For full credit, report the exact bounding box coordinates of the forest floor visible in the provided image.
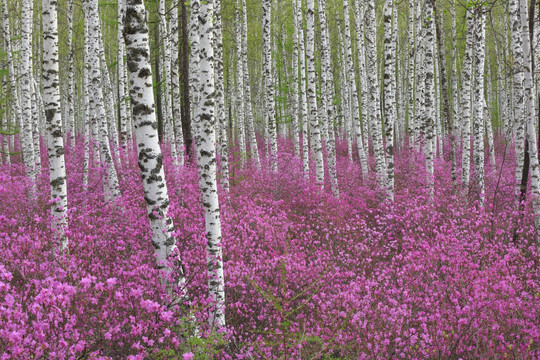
[0,136,539,359]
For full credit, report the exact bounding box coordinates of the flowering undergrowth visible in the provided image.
[0,135,539,359]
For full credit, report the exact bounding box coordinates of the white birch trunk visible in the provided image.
[354,0,370,155]
[21,0,36,185]
[262,0,277,172]
[383,0,396,200]
[125,0,186,292]
[31,76,42,175]
[318,0,339,197]
[235,0,247,163]
[170,4,185,166]
[117,0,129,155]
[87,0,120,199]
[518,0,540,243]
[424,0,436,196]
[343,0,368,176]
[193,0,226,328]
[461,10,474,188]
[472,5,486,201]
[242,0,260,167]
[306,0,324,186]
[2,0,19,166]
[214,0,228,191]
[67,0,76,151]
[510,0,526,198]
[366,0,386,186]
[291,0,300,157]
[42,0,68,255]
[296,4,309,176]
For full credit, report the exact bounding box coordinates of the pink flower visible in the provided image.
[182,352,195,360]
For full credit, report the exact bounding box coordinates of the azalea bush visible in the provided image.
[0,136,539,359]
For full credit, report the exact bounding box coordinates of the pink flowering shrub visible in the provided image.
[0,134,538,359]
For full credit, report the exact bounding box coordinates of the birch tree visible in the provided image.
[296,3,309,177]
[291,0,300,157]
[518,0,540,243]
[306,0,324,186]
[21,0,36,185]
[472,3,486,201]
[242,0,260,167]
[343,0,367,176]
[170,4,185,165]
[318,0,339,197]
[383,0,396,200]
[87,0,120,200]
[214,0,229,191]
[461,10,474,188]
[67,0,75,151]
[42,0,68,255]
[124,0,186,294]
[235,0,247,162]
[117,0,129,154]
[1,0,20,166]
[262,0,277,172]
[366,0,386,187]
[510,0,526,197]
[424,0,435,196]
[193,0,226,328]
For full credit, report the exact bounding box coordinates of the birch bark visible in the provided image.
[193,0,226,328]
[242,0,260,167]
[125,0,186,290]
[42,0,68,255]
[366,0,386,187]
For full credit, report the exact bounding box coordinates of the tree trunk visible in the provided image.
[181,0,193,160]
[242,0,260,167]
[366,0,386,187]
[383,0,396,200]
[42,0,68,255]
[125,0,186,291]
[192,0,226,328]
[262,0,277,172]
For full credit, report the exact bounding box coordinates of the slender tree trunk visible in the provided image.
[306,0,324,186]
[235,0,247,163]
[518,0,540,243]
[2,0,19,166]
[117,0,129,156]
[366,0,386,187]
[181,0,193,160]
[159,0,177,165]
[262,0,277,172]
[242,0,260,167]
[424,0,436,197]
[354,0,370,156]
[87,0,120,200]
[383,0,396,200]
[125,0,186,292]
[291,0,300,157]
[318,0,339,197]
[21,0,36,186]
[461,10,474,188]
[472,4,486,202]
[432,0,456,182]
[511,0,526,198]
[169,5,184,165]
[192,0,226,328]
[67,0,76,151]
[343,0,368,176]
[214,0,229,191]
[42,0,68,255]
[297,7,309,177]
